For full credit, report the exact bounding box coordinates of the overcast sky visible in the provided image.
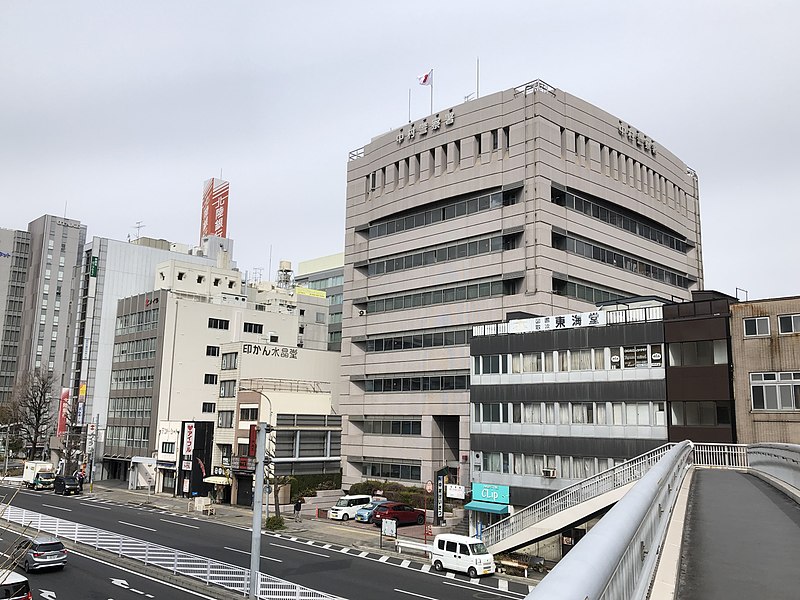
[1,1,797,300]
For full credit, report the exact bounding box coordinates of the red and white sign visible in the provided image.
[183,422,196,456]
[200,178,229,240]
[57,388,70,437]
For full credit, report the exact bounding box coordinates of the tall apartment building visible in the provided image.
[0,228,30,403]
[17,215,86,392]
[341,80,704,487]
[295,253,345,352]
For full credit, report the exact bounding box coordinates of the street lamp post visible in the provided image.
[248,422,267,600]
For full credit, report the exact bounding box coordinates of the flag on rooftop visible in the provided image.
[417,69,433,86]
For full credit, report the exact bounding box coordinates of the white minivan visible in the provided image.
[430,534,496,578]
[0,569,31,600]
[328,494,372,521]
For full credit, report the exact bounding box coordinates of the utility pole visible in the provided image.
[249,422,267,599]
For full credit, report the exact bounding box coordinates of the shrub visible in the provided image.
[264,515,285,531]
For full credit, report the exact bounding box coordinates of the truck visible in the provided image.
[22,461,55,490]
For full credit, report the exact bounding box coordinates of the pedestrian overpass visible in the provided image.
[481,441,800,599]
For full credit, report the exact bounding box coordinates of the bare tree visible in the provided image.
[14,369,57,460]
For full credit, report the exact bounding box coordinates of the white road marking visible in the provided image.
[41,504,72,512]
[270,542,330,558]
[393,589,439,600]
[497,579,509,591]
[400,559,410,567]
[224,546,282,563]
[441,579,526,598]
[358,551,369,557]
[378,555,389,562]
[118,521,156,532]
[421,564,432,572]
[321,543,332,549]
[160,518,199,529]
[80,502,111,510]
[70,548,218,599]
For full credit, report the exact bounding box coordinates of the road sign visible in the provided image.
[425,479,433,494]
[381,518,397,538]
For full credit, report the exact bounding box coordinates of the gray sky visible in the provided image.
[1,1,798,300]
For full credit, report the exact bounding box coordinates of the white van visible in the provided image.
[328,494,372,521]
[0,569,31,600]
[430,534,496,578]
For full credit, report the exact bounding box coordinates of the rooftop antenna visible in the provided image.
[464,92,475,102]
[735,287,749,301]
[133,221,145,241]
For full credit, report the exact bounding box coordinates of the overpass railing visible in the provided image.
[0,504,339,599]
[525,441,694,600]
[748,443,800,490]
[481,443,674,548]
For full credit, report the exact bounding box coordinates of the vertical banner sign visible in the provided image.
[86,423,97,454]
[436,473,445,522]
[57,388,70,436]
[183,422,195,459]
[248,424,257,457]
[200,178,230,240]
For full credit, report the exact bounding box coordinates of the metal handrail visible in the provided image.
[525,441,694,600]
[748,443,800,490]
[0,504,338,599]
[481,443,675,548]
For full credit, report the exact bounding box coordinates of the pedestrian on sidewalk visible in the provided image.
[293,499,302,522]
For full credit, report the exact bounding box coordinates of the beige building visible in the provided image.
[730,297,800,443]
[342,80,704,488]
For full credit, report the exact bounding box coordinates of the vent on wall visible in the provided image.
[542,468,557,478]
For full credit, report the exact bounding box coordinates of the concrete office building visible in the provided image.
[341,80,703,487]
[469,302,667,516]
[295,253,345,352]
[0,228,30,403]
[65,236,222,440]
[17,215,86,391]
[730,296,800,444]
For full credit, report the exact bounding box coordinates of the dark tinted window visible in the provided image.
[34,542,64,552]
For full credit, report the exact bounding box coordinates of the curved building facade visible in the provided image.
[341,80,703,487]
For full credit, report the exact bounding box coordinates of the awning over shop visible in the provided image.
[464,500,509,514]
[203,476,232,486]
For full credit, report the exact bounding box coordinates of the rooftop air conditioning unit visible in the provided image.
[542,468,557,478]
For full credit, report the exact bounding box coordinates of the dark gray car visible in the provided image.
[13,535,67,572]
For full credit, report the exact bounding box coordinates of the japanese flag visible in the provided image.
[418,69,433,86]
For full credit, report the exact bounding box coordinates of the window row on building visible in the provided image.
[365,279,510,315]
[552,277,626,304]
[473,401,666,427]
[750,372,800,411]
[366,189,519,240]
[361,419,422,435]
[112,338,157,362]
[744,314,800,337]
[110,367,155,390]
[368,127,510,195]
[106,426,150,448]
[303,275,343,290]
[670,401,731,426]
[473,343,665,376]
[361,459,421,482]
[552,232,692,289]
[551,187,688,252]
[479,450,622,480]
[363,373,470,392]
[367,234,511,277]
[365,327,471,353]
[108,396,152,419]
[115,308,159,335]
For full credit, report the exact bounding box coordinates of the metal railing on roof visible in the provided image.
[348,147,364,161]
[514,79,557,97]
[0,504,339,599]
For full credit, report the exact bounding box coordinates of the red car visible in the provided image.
[372,502,426,526]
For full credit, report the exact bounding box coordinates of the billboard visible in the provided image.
[200,178,230,240]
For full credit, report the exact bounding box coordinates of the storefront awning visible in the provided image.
[203,476,232,486]
[464,500,509,514]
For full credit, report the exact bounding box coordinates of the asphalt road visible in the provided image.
[0,534,222,600]
[1,484,530,600]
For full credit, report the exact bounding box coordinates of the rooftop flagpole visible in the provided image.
[430,68,434,114]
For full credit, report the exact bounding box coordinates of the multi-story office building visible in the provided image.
[0,228,30,403]
[469,302,667,517]
[341,80,704,487]
[295,253,345,352]
[66,236,221,441]
[730,296,800,444]
[109,259,339,494]
[17,215,86,391]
